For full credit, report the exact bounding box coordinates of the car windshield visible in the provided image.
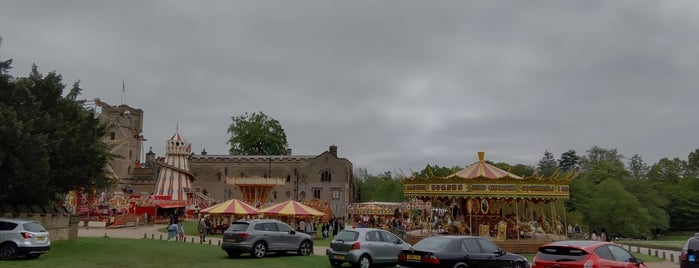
[413,237,452,251]
[334,230,359,242]
[537,246,589,261]
[227,222,249,231]
[23,222,46,232]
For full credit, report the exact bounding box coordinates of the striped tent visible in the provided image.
[200,199,258,215]
[258,200,326,216]
[447,152,523,180]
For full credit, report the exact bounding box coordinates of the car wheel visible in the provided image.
[330,260,343,267]
[298,240,312,256]
[252,242,267,258]
[513,262,524,268]
[354,254,371,268]
[225,249,240,258]
[0,243,18,260]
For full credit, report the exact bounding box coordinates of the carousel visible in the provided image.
[402,152,573,253]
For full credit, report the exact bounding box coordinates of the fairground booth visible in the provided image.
[402,152,573,253]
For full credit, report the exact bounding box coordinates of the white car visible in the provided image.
[0,217,51,260]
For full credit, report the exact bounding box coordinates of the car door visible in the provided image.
[363,230,385,262]
[273,222,296,250]
[594,245,636,268]
[378,230,406,263]
[476,238,509,268]
[462,237,493,268]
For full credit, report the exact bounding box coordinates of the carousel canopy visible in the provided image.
[201,199,258,215]
[258,200,326,216]
[447,152,522,180]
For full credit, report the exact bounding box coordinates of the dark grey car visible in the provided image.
[681,233,699,268]
[221,219,313,258]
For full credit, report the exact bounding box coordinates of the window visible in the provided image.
[331,188,341,199]
[313,188,321,199]
[299,191,306,200]
[608,245,633,262]
[477,238,500,254]
[286,175,291,182]
[285,191,291,199]
[380,231,399,243]
[321,171,332,182]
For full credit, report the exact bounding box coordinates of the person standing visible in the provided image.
[177,221,185,242]
[204,215,212,235]
[198,216,207,243]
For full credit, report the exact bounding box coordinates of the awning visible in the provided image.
[155,201,187,209]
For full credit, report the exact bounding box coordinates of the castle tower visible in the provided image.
[153,132,194,201]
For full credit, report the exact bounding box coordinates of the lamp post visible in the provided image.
[293,168,299,201]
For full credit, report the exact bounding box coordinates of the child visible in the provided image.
[178,221,185,242]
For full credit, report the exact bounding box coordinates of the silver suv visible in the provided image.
[221,219,314,258]
[0,218,51,260]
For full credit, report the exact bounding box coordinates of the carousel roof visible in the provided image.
[447,152,523,180]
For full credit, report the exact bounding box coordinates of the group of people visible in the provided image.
[295,217,344,239]
[166,209,186,242]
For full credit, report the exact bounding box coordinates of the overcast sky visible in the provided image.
[2,1,698,175]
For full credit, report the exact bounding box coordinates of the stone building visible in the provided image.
[188,145,354,218]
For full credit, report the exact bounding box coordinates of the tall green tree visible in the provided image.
[0,62,112,205]
[583,179,653,238]
[418,164,459,178]
[558,149,581,172]
[357,171,404,202]
[647,157,685,185]
[227,111,288,155]
[580,147,628,184]
[536,150,557,177]
[627,154,649,180]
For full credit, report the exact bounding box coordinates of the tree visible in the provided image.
[0,62,112,205]
[356,171,404,202]
[627,154,649,180]
[558,149,581,172]
[418,164,459,178]
[583,179,653,238]
[647,157,686,185]
[580,146,628,184]
[227,111,288,155]
[536,150,557,177]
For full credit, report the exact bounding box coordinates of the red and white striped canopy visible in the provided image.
[200,199,258,215]
[448,152,523,180]
[258,200,326,216]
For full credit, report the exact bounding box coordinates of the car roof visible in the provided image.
[342,228,386,233]
[0,217,38,223]
[544,240,610,249]
[233,219,282,223]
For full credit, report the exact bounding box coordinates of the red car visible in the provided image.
[532,240,646,268]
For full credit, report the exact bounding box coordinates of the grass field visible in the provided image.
[1,237,331,268]
[0,235,668,268]
[617,231,695,251]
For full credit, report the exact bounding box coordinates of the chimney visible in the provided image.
[329,145,338,157]
[286,148,292,155]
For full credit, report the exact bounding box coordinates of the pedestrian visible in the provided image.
[322,222,329,238]
[178,221,185,242]
[198,216,207,243]
[600,228,609,242]
[167,222,178,241]
[204,215,212,235]
[591,230,599,241]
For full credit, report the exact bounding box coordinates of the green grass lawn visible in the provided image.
[1,237,330,268]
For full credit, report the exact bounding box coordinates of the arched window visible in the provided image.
[321,171,332,182]
[286,191,291,200]
[127,166,132,175]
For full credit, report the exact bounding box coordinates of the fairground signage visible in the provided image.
[404,183,569,196]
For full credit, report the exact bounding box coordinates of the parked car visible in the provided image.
[0,217,51,260]
[396,235,529,268]
[328,227,411,268]
[220,219,313,258]
[680,233,699,268]
[532,240,645,268]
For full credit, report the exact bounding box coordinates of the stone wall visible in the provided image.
[0,205,79,241]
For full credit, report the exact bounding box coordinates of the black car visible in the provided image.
[397,235,529,268]
[681,233,699,268]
